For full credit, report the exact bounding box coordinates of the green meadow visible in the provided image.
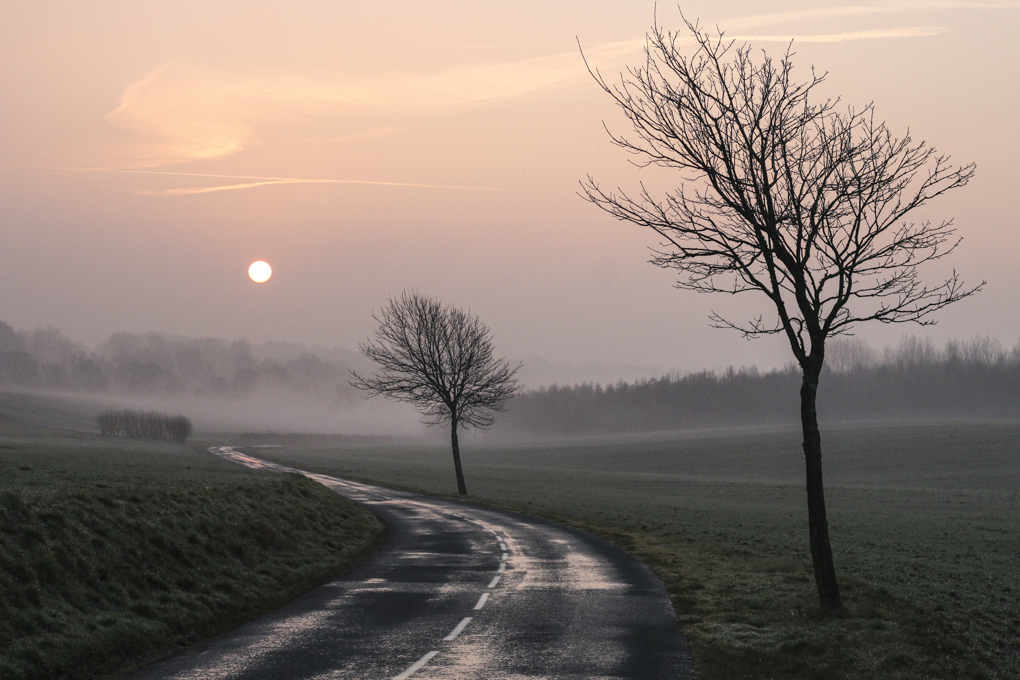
[0,391,386,680]
[251,422,1020,680]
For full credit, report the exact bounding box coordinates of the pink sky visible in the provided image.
[2,1,1018,382]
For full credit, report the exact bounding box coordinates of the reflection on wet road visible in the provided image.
[125,447,693,680]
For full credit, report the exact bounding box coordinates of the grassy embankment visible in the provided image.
[251,422,1020,680]
[0,391,386,680]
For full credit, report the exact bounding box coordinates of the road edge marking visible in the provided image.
[443,616,473,641]
[393,650,439,680]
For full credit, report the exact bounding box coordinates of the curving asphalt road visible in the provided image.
[125,447,693,680]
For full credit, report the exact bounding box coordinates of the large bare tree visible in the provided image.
[350,291,522,495]
[582,19,981,611]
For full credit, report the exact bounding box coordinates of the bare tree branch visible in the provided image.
[579,14,981,613]
[581,19,981,363]
[350,291,522,494]
[351,291,521,428]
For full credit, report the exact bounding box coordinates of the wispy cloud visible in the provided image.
[104,26,944,168]
[105,42,639,166]
[723,0,1018,30]
[102,0,994,170]
[731,26,948,42]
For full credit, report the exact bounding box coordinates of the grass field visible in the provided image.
[0,390,387,680]
[249,421,1020,680]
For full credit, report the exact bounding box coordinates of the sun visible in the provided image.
[248,260,272,283]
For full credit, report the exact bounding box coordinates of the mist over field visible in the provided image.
[2,317,1017,438]
[0,319,425,436]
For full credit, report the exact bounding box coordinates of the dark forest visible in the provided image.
[496,337,1020,435]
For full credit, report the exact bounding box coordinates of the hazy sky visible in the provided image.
[2,1,1018,382]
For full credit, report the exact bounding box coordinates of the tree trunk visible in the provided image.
[800,356,843,612]
[450,418,468,495]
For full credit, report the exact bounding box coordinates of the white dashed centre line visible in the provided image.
[393,650,439,680]
[501,552,508,561]
[497,562,506,573]
[499,542,507,551]
[443,616,473,641]
[487,575,501,588]
[473,593,490,610]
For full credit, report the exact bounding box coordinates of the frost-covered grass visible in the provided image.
[0,394,386,680]
[254,420,1020,680]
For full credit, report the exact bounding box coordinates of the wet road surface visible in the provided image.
[125,447,693,680]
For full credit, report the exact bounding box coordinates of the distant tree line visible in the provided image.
[96,409,194,443]
[0,320,359,402]
[497,337,1020,435]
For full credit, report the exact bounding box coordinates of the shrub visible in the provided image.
[95,410,193,443]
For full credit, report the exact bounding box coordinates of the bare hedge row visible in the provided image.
[96,409,193,443]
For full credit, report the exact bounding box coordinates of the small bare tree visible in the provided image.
[350,291,522,495]
[582,18,981,611]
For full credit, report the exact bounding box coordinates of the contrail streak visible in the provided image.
[13,166,517,193]
[140,180,312,195]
